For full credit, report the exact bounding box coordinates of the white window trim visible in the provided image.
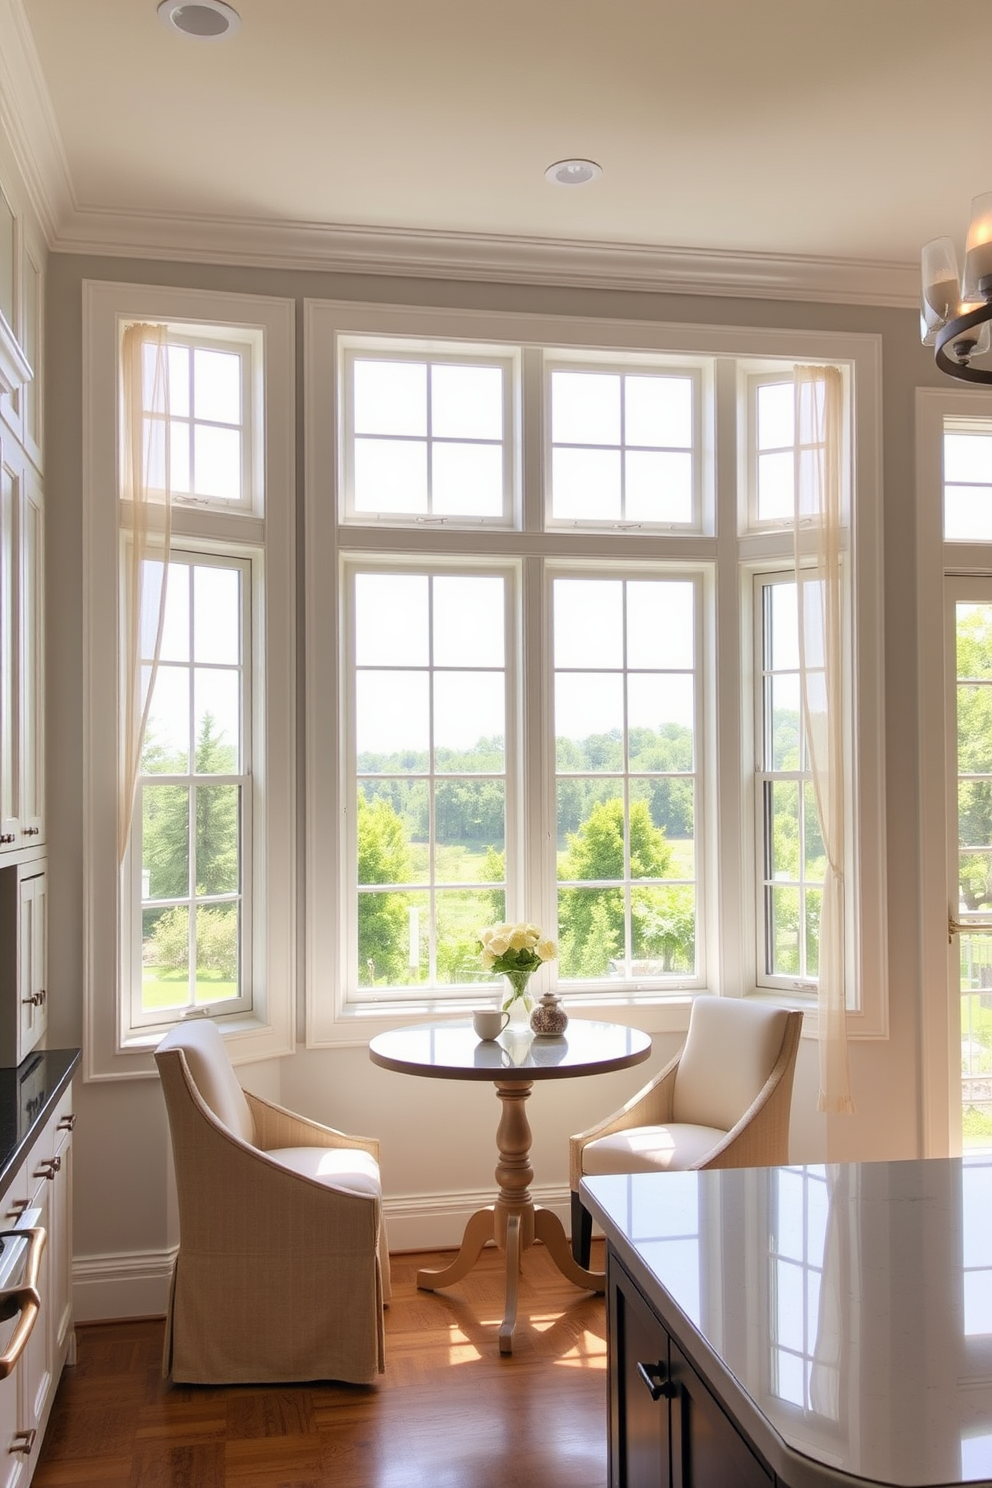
[82,280,296,1080]
[305,299,885,1048]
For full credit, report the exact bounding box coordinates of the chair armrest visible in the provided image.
[568,1052,681,1191]
[695,1012,802,1170]
[245,1090,381,1161]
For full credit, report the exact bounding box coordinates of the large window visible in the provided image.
[83,283,295,1078]
[307,304,885,1044]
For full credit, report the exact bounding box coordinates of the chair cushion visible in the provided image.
[673,996,792,1132]
[266,1146,382,1198]
[155,1020,254,1143]
[580,1123,728,1174]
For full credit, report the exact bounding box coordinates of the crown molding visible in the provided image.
[0,0,75,243]
[49,205,920,308]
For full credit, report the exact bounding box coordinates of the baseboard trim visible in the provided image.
[70,1184,574,1321]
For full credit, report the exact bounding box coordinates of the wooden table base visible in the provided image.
[416,1078,605,1354]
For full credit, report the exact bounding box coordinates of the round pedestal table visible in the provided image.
[368,1018,652,1354]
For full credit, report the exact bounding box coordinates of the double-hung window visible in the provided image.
[306,303,885,1045]
[83,283,295,1076]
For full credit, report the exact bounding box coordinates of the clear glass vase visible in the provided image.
[501,969,534,1030]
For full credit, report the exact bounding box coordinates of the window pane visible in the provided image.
[552,371,620,445]
[360,781,425,881]
[356,671,429,760]
[631,885,695,972]
[144,665,190,772]
[630,780,694,872]
[142,906,189,1012]
[769,582,800,670]
[436,780,505,868]
[557,886,624,976]
[770,885,801,975]
[628,674,694,745]
[168,421,191,494]
[194,424,241,501]
[194,565,240,665]
[194,672,240,772]
[553,446,621,520]
[156,562,190,663]
[143,784,190,898]
[946,487,992,541]
[436,889,502,983]
[193,348,241,424]
[555,674,623,769]
[354,360,426,436]
[946,433,992,484]
[627,582,694,670]
[758,382,794,449]
[359,888,428,986]
[433,576,504,668]
[625,375,692,448]
[356,574,429,666]
[193,903,240,1003]
[625,450,692,523]
[554,579,623,669]
[166,344,191,418]
[770,676,801,770]
[431,364,503,440]
[354,438,427,513]
[432,442,503,516]
[758,450,794,521]
[195,784,239,894]
[805,887,821,976]
[434,672,505,763]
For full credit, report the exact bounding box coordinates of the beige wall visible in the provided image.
[44,252,946,1306]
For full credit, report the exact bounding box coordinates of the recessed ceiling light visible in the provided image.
[157,1,241,40]
[545,159,602,187]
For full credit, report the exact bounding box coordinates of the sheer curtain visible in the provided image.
[793,365,855,1115]
[118,323,171,863]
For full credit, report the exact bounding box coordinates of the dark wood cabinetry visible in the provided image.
[608,1253,772,1488]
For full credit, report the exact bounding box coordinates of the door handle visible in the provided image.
[637,1359,676,1401]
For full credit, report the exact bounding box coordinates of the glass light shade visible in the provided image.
[953,302,992,359]
[921,236,960,339]
[963,193,992,301]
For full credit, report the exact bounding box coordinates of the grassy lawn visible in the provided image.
[142,965,238,1011]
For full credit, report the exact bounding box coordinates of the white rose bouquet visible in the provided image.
[478,922,557,1013]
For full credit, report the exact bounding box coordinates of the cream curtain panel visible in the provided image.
[793,365,855,1115]
[119,323,172,863]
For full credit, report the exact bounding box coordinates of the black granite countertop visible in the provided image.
[0,1049,79,1198]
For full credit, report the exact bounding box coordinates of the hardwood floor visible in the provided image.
[32,1241,609,1488]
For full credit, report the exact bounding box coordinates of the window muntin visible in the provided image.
[346,563,512,994]
[128,550,251,1028]
[341,347,515,524]
[547,363,698,529]
[756,574,824,990]
[129,328,254,512]
[552,573,699,983]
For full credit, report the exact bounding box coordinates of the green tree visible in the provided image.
[142,712,239,901]
[557,798,674,976]
[357,792,414,984]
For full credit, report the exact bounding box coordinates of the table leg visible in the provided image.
[417,1078,603,1352]
[417,1206,494,1290]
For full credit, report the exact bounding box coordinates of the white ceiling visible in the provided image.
[6,0,992,304]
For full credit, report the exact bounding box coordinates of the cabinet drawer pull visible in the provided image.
[21,828,39,837]
[56,1114,76,1132]
[0,1227,45,1379]
[34,1157,60,1181]
[3,1200,28,1221]
[0,834,13,845]
[637,1360,676,1401]
[9,1429,36,1455]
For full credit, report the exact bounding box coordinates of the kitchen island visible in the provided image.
[582,1158,992,1488]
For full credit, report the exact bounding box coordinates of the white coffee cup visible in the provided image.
[473,1008,510,1040]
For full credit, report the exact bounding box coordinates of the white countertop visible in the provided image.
[582,1157,992,1488]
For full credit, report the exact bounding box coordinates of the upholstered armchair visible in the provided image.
[570,996,803,1266]
[155,1019,390,1385]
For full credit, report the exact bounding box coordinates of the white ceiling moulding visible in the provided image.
[50,207,921,309]
[0,0,74,244]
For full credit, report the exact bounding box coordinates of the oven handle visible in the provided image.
[0,1229,45,1379]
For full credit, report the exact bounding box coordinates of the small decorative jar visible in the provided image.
[529,991,568,1037]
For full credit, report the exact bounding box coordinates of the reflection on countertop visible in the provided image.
[583,1157,992,1488]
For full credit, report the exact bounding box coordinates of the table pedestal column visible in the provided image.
[417,1079,605,1354]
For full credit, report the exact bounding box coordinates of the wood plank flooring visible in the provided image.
[32,1241,609,1488]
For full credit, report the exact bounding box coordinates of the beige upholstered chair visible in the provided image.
[570,996,803,1265]
[155,1020,390,1385]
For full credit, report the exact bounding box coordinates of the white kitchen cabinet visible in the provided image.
[0,860,47,1067]
[0,445,43,857]
[0,1079,75,1487]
